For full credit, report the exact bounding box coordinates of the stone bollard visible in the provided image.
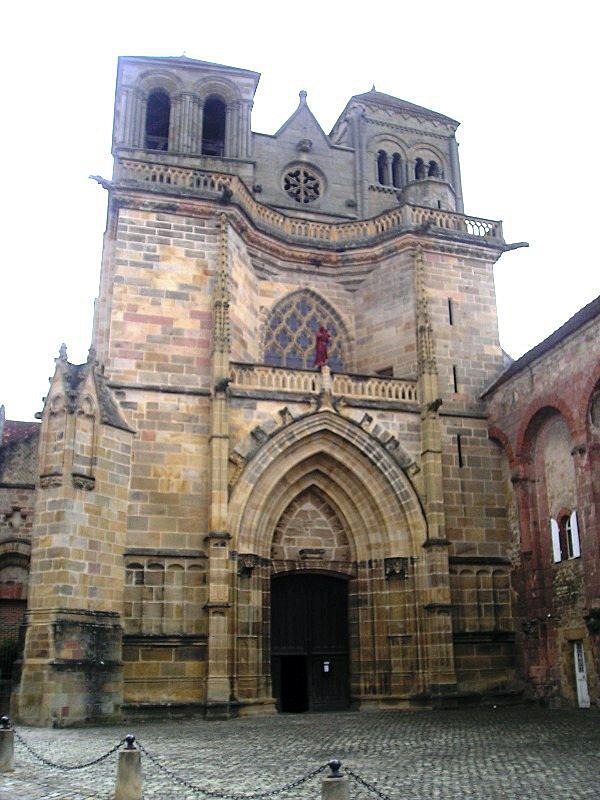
[114,734,142,800]
[0,716,14,772]
[322,759,349,800]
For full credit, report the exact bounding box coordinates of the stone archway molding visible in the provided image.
[229,408,427,559]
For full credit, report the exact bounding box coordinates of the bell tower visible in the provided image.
[112,55,260,166]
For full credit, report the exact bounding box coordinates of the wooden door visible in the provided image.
[271,573,349,712]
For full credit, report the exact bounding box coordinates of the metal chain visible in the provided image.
[13,728,125,771]
[137,741,327,799]
[344,767,395,800]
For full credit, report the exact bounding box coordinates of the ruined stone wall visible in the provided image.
[486,309,600,707]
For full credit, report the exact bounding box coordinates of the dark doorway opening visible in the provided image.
[271,573,349,712]
[279,655,308,712]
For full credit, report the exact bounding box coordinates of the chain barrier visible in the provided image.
[137,740,328,799]
[344,767,394,800]
[12,727,125,771]
[6,716,396,800]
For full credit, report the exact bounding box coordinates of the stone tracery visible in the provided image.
[263,290,346,371]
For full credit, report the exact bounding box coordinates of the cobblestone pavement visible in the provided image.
[1,706,599,800]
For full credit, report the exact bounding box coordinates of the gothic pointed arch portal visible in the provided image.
[230,411,431,712]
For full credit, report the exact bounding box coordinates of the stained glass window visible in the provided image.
[263,291,346,371]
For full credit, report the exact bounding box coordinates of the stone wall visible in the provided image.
[485,301,600,706]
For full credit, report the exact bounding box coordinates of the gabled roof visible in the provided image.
[330,88,459,137]
[482,294,600,397]
[47,352,135,434]
[273,91,331,146]
[353,89,459,124]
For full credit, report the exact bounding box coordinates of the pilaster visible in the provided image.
[205,214,233,717]
[449,136,464,213]
[414,246,457,698]
[225,104,235,158]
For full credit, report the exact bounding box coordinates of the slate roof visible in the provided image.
[482,294,600,397]
[351,89,459,125]
[2,420,40,447]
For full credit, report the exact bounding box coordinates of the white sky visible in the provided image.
[1,1,598,421]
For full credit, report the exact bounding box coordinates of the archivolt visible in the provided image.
[229,411,426,559]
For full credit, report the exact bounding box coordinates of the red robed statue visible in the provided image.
[314,324,331,367]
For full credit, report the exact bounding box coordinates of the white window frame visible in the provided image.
[568,510,581,558]
[550,518,561,562]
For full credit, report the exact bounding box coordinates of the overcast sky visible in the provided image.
[1,1,598,421]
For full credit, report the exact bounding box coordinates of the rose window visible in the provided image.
[263,291,345,370]
[283,167,321,204]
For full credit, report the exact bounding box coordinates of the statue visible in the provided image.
[314,325,331,368]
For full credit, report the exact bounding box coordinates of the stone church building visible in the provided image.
[1,55,598,724]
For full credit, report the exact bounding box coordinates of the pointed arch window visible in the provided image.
[263,291,346,371]
[145,90,171,151]
[202,95,226,156]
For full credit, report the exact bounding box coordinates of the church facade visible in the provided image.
[1,55,597,724]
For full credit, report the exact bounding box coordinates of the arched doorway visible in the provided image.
[271,572,349,712]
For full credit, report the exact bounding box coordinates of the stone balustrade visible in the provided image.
[114,158,504,247]
[229,363,418,404]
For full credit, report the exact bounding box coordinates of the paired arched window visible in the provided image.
[145,90,171,151]
[414,157,441,180]
[376,150,402,188]
[263,291,347,371]
[202,95,226,156]
[143,90,228,156]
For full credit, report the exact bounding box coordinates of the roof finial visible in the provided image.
[299,90,307,105]
[58,343,68,362]
[371,83,376,92]
[87,344,97,364]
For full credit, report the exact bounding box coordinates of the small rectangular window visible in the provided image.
[448,298,454,325]
[452,365,458,393]
[457,434,464,468]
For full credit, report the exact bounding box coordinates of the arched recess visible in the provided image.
[516,400,578,462]
[583,365,600,435]
[230,410,427,707]
[488,425,516,470]
[0,540,31,626]
[261,289,352,372]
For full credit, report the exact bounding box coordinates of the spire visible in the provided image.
[299,90,307,106]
